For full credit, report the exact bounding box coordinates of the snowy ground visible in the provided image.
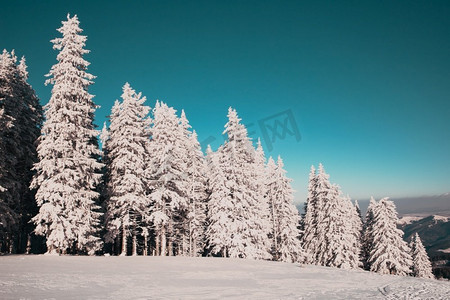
[1,256,449,299]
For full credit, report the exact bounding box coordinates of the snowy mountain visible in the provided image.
[0,256,449,299]
[401,215,450,256]
[352,193,450,217]
[399,215,450,279]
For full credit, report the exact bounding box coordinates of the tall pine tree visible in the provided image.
[266,156,303,263]
[368,198,412,275]
[103,83,151,256]
[148,101,189,256]
[0,50,42,253]
[32,15,103,255]
[410,233,434,279]
[301,165,317,263]
[208,108,270,259]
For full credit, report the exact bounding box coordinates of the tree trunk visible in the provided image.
[8,234,14,254]
[121,226,127,256]
[161,226,166,256]
[168,220,173,256]
[143,234,148,256]
[156,231,160,256]
[26,235,31,254]
[132,231,137,256]
[271,198,278,261]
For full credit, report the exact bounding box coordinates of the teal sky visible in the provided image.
[1,1,449,203]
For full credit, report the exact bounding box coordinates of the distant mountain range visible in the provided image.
[356,193,450,216]
[399,215,450,255]
[399,214,450,279]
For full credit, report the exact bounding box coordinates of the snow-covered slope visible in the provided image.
[0,256,448,299]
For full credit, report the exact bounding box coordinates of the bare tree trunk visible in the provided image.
[143,234,148,256]
[161,226,167,256]
[121,226,127,256]
[168,220,173,256]
[8,234,14,254]
[271,197,278,261]
[132,232,137,256]
[26,235,31,254]
[156,231,161,256]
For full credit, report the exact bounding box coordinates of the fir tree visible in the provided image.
[309,163,333,264]
[207,108,270,259]
[177,109,207,256]
[0,50,42,253]
[0,50,22,252]
[368,197,412,275]
[148,101,189,256]
[410,233,434,279]
[205,145,232,257]
[104,83,151,256]
[362,196,377,270]
[184,130,207,256]
[221,108,270,259]
[254,138,271,242]
[31,15,103,255]
[266,156,303,263]
[301,165,317,263]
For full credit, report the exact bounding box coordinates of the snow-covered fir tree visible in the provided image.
[253,139,271,242]
[0,50,18,252]
[301,165,318,263]
[338,195,362,269]
[410,233,434,279]
[148,101,189,256]
[205,145,232,257]
[306,163,333,265]
[266,156,303,263]
[302,164,361,268]
[177,109,207,256]
[14,56,43,254]
[0,50,42,253]
[368,197,412,275]
[103,83,151,256]
[208,108,270,259]
[317,184,361,269]
[362,196,378,270]
[31,15,103,255]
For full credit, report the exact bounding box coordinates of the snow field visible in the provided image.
[1,255,449,299]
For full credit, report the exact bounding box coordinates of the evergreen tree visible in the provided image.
[221,108,270,259]
[176,109,208,256]
[410,233,434,279]
[339,195,362,269]
[0,50,22,252]
[368,197,412,275]
[207,108,270,259]
[148,101,188,256]
[362,197,377,270]
[309,163,333,264]
[302,164,361,268]
[0,50,42,253]
[317,185,360,269]
[301,165,317,263]
[184,129,207,256]
[104,83,151,256]
[31,15,103,255]
[15,56,43,254]
[254,138,271,242]
[205,145,231,257]
[266,156,303,262]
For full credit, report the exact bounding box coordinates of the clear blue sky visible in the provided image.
[1,0,449,203]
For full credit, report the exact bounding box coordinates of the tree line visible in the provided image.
[0,14,433,279]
